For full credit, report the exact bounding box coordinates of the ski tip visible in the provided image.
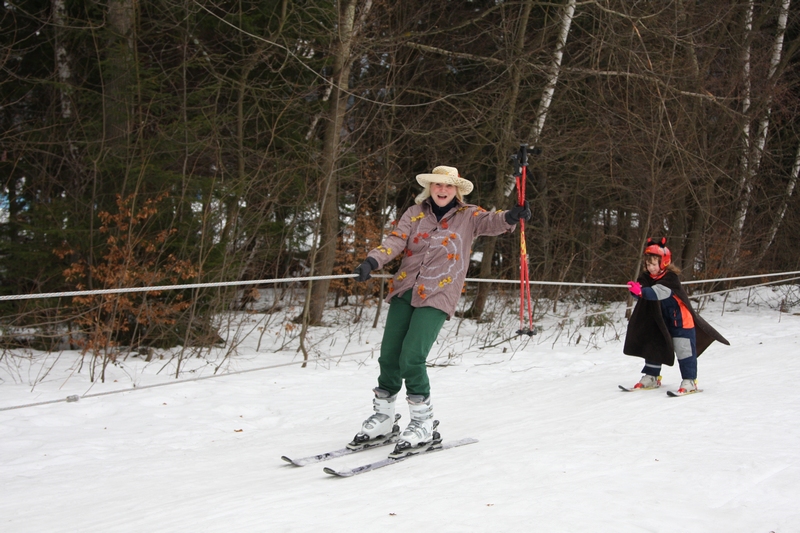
[323,467,351,477]
[281,456,303,466]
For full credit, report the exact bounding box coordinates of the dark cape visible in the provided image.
[623,271,730,366]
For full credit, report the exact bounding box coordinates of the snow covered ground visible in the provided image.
[1,286,798,532]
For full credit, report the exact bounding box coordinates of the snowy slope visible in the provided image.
[1,287,798,532]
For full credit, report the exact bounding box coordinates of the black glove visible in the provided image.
[353,257,379,282]
[505,201,532,224]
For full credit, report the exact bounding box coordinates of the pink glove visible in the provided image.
[627,281,642,297]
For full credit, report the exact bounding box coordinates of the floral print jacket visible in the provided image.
[367,199,515,318]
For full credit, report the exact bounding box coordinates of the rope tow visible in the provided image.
[1,271,799,302]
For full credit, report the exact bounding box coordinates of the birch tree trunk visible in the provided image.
[756,142,800,265]
[730,0,791,263]
[523,0,576,283]
[465,0,575,319]
[522,0,576,153]
[53,0,72,119]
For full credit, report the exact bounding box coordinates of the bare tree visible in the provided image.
[303,0,373,327]
[104,0,136,144]
[731,0,792,264]
[757,141,800,264]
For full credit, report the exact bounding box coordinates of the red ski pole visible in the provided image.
[512,144,536,336]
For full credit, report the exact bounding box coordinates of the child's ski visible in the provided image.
[667,388,703,397]
[282,434,399,467]
[618,385,660,392]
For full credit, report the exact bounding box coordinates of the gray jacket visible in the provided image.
[367,199,515,318]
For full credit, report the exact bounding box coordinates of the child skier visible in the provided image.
[351,165,530,456]
[623,238,729,395]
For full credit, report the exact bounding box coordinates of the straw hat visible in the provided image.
[415,166,474,196]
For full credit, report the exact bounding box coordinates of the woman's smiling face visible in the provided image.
[430,182,457,207]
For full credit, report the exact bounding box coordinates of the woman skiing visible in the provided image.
[623,237,729,395]
[351,165,530,456]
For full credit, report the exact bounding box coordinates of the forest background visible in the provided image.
[1,0,798,376]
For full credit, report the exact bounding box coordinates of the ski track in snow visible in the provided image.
[1,288,799,532]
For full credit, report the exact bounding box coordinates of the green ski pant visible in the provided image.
[377,290,447,398]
